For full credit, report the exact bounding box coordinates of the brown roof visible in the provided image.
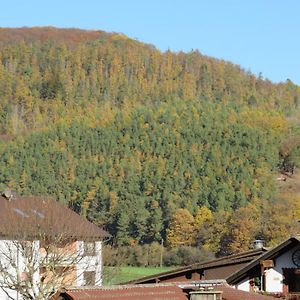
[53,283,277,300]
[216,284,277,300]
[0,195,110,240]
[56,284,188,300]
[127,248,267,284]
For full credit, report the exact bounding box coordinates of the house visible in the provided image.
[129,237,300,297]
[227,236,300,295]
[0,192,110,299]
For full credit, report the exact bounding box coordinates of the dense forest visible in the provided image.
[0,27,299,257]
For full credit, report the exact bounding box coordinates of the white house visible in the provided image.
[227,236,300,295]
[0,192,110,300]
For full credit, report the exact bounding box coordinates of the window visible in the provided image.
[83,242,96,256]
[84,271,96,286]
[283,268,300,293]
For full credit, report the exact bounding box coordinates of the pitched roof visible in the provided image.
[215,284,277,300]
[0,195,110,240]
[227,236,300,284]
[127,248,267,284]
[54,284,188,300]
[52,283,277,300]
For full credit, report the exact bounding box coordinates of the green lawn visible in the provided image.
[103,266,174,285]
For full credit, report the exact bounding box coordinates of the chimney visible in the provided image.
[2,189,17,201]
[253,239,264,250]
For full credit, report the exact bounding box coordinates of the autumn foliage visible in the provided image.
[0,27,299,255]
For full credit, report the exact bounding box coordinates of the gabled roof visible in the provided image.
[127,248,267,284]
[227,236,300,284]
[0,195,110,240]
[53,284,188,300]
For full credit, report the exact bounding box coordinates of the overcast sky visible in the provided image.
[1,0,299,84]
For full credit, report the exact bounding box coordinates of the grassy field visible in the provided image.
[103,266,174,285]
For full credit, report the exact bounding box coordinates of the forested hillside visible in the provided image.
[0,27,299,135]
[0,27,299,255]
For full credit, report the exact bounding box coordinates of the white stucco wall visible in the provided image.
[0,239,40,300]
[265,244,300,293]
[0,238,103,299]
[76,240,102,286]
[0,288,19,300]
[235,277,250,291]
[95,240,103,285]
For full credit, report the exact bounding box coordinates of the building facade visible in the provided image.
[0,194,109,299]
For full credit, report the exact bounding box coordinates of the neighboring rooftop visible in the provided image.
[227,236,300,285]
[213,284,277,300]
[51,283,277,300]
[52,284,188,300]
[126,248,267,284]
[0,195,110,240]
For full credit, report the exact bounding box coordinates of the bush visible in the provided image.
[163,248,182,266]
[103,244,214,267]
[163,246,215,266]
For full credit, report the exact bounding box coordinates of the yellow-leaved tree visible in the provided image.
[194,206,213,229]
[225,203,261,254]
[166,208,195,248]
